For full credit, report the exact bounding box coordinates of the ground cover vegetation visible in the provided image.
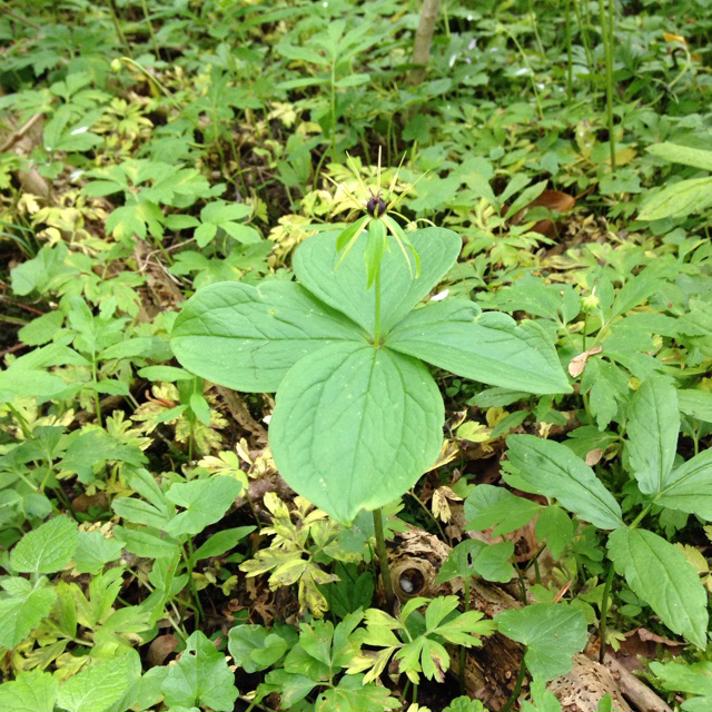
[1,1,712,710]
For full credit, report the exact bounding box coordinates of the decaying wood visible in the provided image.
[387,528,665,712]
[550,654,632,712]
[603,654,673,712]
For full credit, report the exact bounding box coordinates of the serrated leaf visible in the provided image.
[269,342,443,522]
[504,435,623,530]
[495,603,588,681]
[162,631,238,711]
[171,280,364,392]
[387,300,570,395]
[293,227,461,335]
[11,516,78,574]
[0,583,57,649]
[607,527,708,648]
[0,669,58,712]
[57,650,140,712]
[626,377,679,495]
[314,674,399,712]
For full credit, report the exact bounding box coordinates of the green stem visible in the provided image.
[183,542,204,624]
[373,507,395,607]
[599,0,616,171]
[373,266,382,347]
[565,0,573,101]
[91,356,102,427]
[598,563,615,663]
[329,60,337,156]
[105,0,131,56]
[459,576,471,691]
[629,504,651,529]
[140,0,161,59]
[501,656,527,712]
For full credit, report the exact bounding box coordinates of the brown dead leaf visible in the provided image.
[585,448,604,466]
[568,345,603,377]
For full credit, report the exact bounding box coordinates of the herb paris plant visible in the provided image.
[171,225,571,522]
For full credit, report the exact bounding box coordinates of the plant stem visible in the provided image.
[373,507,395,607]
[565,0,573,101]
[599,0,616,171]
[459,576,471,691]
[598,563,615,663]
[105,0,131,56]
[140,0,161,59]
[501,656,527,712]
[629,504,651,529]
[373,265,382,347]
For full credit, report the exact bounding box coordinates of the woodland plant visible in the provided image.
[171,193,571,601]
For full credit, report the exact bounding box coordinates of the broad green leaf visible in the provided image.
[57,651,140,712]
[73,530,123,575]
[464,484,542,535]
[649,659,712,705]
[0,669,58,712]
[656,449,712,520]
[0,367,67,403]
[504,435,623,530]
[387,300,570,394]
[192,526,255,560]
[162,631,238,711]
[638,176,712,220]
[269,342,443,522]
[164,476,243,537]
[625,377,679,495]
[678,389,712,423]
[171,280,364,392]
[11,516,78,574]
[607,527,708,648]
[648,143,712,171]
[495,603,588,681]
[293,227,461,335]
[0,582,56,649]
[113,526,180,558]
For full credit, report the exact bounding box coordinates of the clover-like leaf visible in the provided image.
[269,342,443,522]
